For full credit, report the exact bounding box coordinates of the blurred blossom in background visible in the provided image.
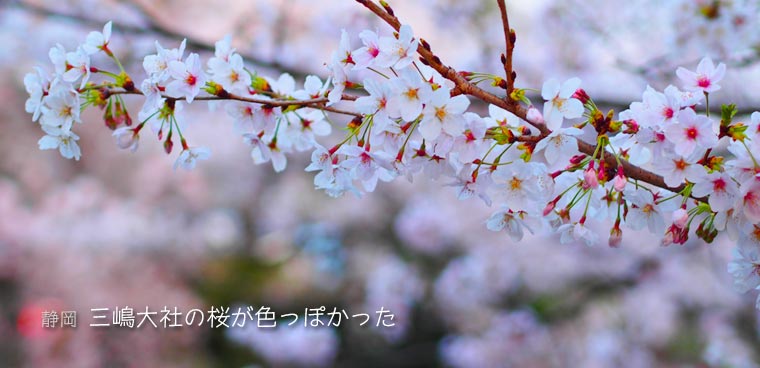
[2,0,760,366]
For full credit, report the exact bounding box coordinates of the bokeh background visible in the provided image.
[2,0,760,366]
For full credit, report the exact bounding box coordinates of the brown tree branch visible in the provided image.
[496,0,515,93]
[106,88,361,117]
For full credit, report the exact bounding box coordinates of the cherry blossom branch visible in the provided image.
[105,88,362,117]
[356,0,698,200]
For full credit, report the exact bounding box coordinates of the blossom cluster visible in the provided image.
[21,2,760,310]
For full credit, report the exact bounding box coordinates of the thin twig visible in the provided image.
[107,88,361,117]
[496,0,515,93]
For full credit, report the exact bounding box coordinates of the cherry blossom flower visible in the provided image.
[242,133,287,172]
[173,146,211,170]
[63,47,91,89]
[492,162,540,213]
[338,144,394,192]
[628,85,682,129]
[541,77,583,131]
[624,188,677,235]
[448,165,492,205]
[167,53,206,103]
[48,44,67,76]
[40,91,81,131]
[692,172,740,212]
[558,221,597,246]
[112,126,139,152]
[82,21,112,55]
[486,208,533,241]
[676,57,726,94]
[355,78,394,130]
[327,61,349,106]
[419,88,470,141]
[654,151,707,187]
[389,68,432,122]
[287,110,331,151]
[375,24,418,69]
[225,101,259,134]
[728,236,760,293]
[332,29,354,68]
[663,108,717,157]
[352,30,381,70]
[208,52,251,93]
[486,104,523,128]
[24,67,53,122]
[294,75,328,100]
[143,40,187,83]
[38,125,81,160]
[534,127,583,167]
[740,176,760,223]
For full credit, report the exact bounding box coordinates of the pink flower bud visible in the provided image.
[613,167,626,192]
[543,200,557,216]
[672,207,689,229]
[572,88,590,104]
[609,226,622,248]
[583,162,599,189]
[526,106,544,125]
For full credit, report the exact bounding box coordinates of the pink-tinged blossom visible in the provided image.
[355,78,394,130]
[294,75,328,100]
[692,172,740,212]
[375,24,418,69]
[308,147,359,198]
[242,133,287,172]
[541,77,584,131]
[740,176,760,223]
[624,188,678,235]
[63,47,91,89]
[450,113,488,164]
[167,53,206,103]
[676,57,726,94]
[338,144,394,192]
[331,29,354,68]
[628,85,682,129]
[208,52,251,93]
[287,110,331,151]
[143,40,187,83]
[654,151,707,187]
[225,101,259,134]
[352,30,381,70]
[447,165,492,205]
[663,108,717,157]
